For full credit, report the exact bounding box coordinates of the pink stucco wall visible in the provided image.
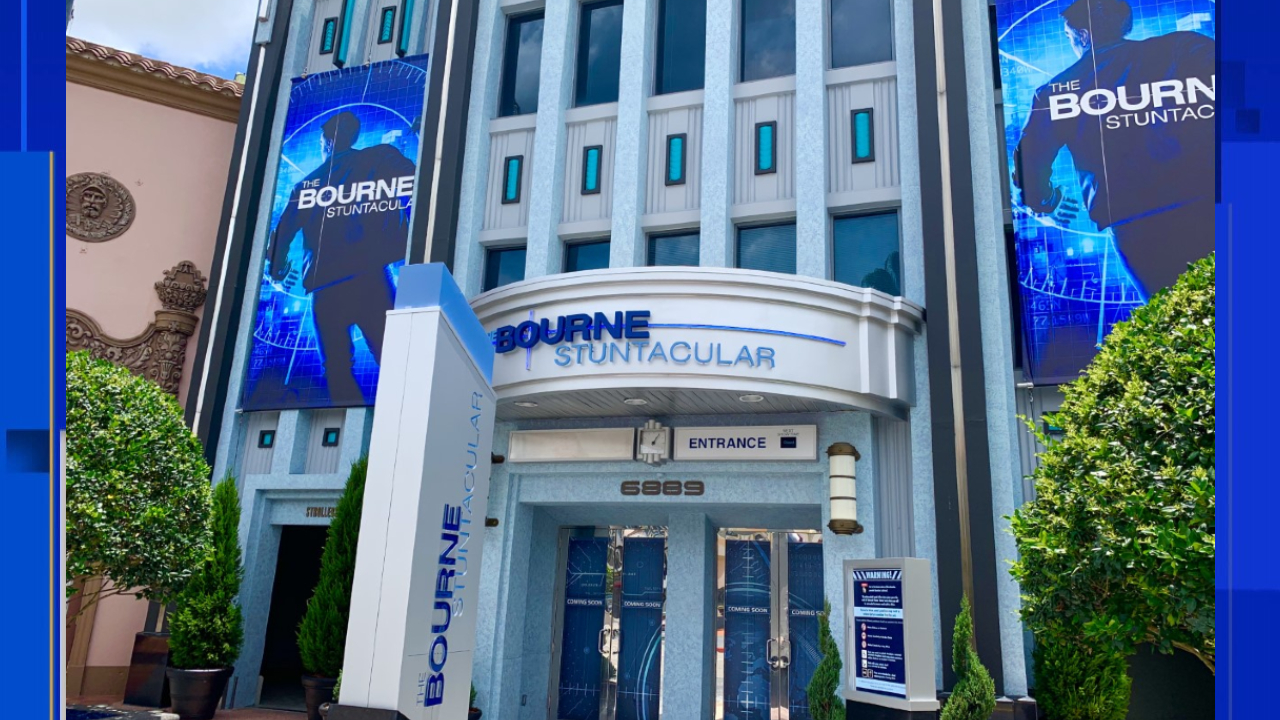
[66,81,237,408]
[67,81,237,675]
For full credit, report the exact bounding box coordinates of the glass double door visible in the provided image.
[717,530,825,720]
[551,527,667,720]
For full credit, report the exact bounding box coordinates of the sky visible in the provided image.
[68,0,260,80]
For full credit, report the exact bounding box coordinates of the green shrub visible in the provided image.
[470,683,478,710]
[1032,639,1130,720]
[168,478,244,669]
[806,600,845,720]
[65,351,211,603]
[940,597,995,720]
[298,457,369,677]
[1011,255,1215,677]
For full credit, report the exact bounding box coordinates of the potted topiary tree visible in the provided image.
[939,597,995,720]
[469,683,482,720]
[806,600,844,720]
[166,478,244,720]
[66,352,213,706]
[298,457,368,720]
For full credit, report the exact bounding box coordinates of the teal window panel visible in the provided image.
[378,7,397,44]
[852,108,874,163]
[755,121,777,174]
[320,17,338,54]
[666,134,687,185]
[582,146,603,195]
[503,155,524,204]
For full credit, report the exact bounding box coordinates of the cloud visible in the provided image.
[69,0,260,79]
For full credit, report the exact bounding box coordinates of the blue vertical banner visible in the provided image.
[723,539,772,720]
[617,538,665,720]
[558,537,609,720]
[241,55,429,410]
[995,0,1215,381]
[786,540,824,720]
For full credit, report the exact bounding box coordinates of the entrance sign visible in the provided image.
[672,425,817,461]
[843,558,938,714]
[335,264,496,720]
[995,0,1214,381]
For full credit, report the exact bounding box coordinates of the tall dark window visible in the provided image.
[565,239,612,272]
[648,232,701,266]
[484,246,527,291]
[741,0,796,82]
[737,223,797,274]
[830,0,893,68]
[655,0,707,94]
[832,211,900,294]
[575,0,625,106]
[499,12,545,117]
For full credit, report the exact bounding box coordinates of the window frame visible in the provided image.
[828,0,896,69]
[647,231,702,267]
[483,245,529,292]
[754,121,778,175]
[850,108,875,164]
[739,0,797,82]
[574,0,626,107]
[319,17,339,55]
[581,145,604,195]
[498,10,546,118]
[377,6,397,44]
[665,133,688,186]
[654,0,708,95]
[564,238,613,273]
[735,221,798,274]
[501,155,524,205]
[830,209,903,294]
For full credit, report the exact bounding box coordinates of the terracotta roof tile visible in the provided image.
[66,35,245,99]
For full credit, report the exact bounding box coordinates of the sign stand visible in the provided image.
[844,558,939,719]
[329,264,496,720]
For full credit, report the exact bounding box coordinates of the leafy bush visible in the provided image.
[940,597,995,720]
[806,600,845,720]
[169,478,244,669]
[470,683,478,711]
[298,457,369,677]
[1012,255,1215,711]
[65,351,212,603]
[1032,639,1130,720]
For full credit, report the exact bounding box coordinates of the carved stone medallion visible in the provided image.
[66,172,136,242]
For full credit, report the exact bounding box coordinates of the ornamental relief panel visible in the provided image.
[66,261,208,395]
[66,172,136,242]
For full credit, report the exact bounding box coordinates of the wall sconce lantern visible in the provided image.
[827,442,863,535]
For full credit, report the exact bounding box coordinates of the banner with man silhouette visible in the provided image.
[242,55,429,411]
[995,0,1214,382]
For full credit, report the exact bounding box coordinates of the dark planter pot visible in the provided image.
[302,675,339,720]
[166,667,231,720]
[469,709,483,720]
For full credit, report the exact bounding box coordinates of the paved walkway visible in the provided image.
[69,700,302,720]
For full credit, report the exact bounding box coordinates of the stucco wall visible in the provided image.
[65,81,236,407]
[66,80,237,692]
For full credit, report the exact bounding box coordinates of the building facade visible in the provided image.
[65,36,242,699]
[199,0,1035,715]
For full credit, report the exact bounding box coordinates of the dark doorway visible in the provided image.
[258,524,329,711]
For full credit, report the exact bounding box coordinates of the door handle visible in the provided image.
[598,628,609,656]
[766,637,779,669]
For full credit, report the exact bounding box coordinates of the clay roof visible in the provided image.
[66,36,244,99]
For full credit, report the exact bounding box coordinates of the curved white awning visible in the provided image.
[470,267,924,420]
